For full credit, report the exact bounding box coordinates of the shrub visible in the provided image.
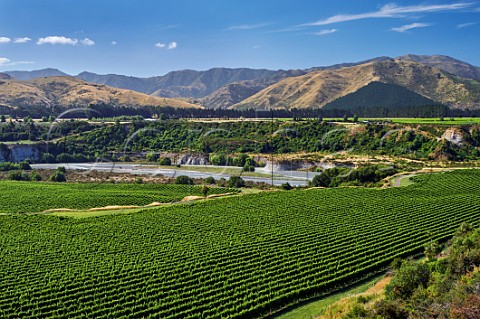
[31,171,42,181]
[146,153,159,162]
[175,175,194,185]
[228,176,245,188]
[280,182,293,190]
[7,170,31,181]
[18,161,32,170]
[50,171,66,182]
[158,157,172,166]
[205,176,216,184]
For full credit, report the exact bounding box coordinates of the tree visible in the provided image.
[49,171,66,182]
[146,153,158,162]
[228,176,245,188]
[0,115,6,123]
[311,172,331,187]
[175,175,194,185]
[353,114,358,122]
[205,176,216,184]
[201,185,209,197]
[158,157,171,166]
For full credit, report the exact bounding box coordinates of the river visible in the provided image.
[31,163,320,187]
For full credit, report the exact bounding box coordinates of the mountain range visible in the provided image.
[2,54,480,113]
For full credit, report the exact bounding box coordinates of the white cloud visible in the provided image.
[0,58,34,67]
[303,2,474,26]
[156,41,177,49]
[81,38,95,46]
[314,29,338,36]
[391,22,432,32]
[37,36,78,45]
[0,37,11,44]
[111,41,118,45]
[227,23,269,30]
[13,37,31,43]
[456,22,478,29]
[0,57,11,66]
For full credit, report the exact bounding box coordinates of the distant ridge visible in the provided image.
[4,54,480,112]
[5,68,69,80]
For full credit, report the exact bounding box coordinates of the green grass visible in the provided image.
[1,170,480,318]
[0,181,238,214]
[271,274,384,319]
[364,117,480,125]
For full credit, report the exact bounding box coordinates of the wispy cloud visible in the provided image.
[13,37,31,43]
[111,41,118,46]
[155,41,177,49]
[314,29,338,36]
[0,37,11,44]
[0,57,35,67]
[227,23,269,30]
[80,38,95,46]
[391,22,432,32]
[154,24,179,31]
[37,36,78,45]
[37,36,95,46]
[456,21,478,29]
[302,2,475,26]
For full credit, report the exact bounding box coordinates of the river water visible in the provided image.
[32,163,320,186]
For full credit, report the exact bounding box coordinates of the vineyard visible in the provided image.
[0,181,238,213]
[0,170,480,318]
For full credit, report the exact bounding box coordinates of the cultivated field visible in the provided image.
[0,181,238,214]
[0,170,479,318]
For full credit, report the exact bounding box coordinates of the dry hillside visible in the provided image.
[232,60,480,110]
[0,76,201,109]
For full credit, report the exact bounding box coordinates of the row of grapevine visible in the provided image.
[0,181,238,213]
[0,170,479,318]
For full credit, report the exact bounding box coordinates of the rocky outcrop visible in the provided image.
[0,144,42,162]
[442,128,464,145]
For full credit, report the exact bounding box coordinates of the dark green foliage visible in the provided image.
[323,82,446,117]
[146,152,159,162]
[351,223,480,319]
[157,157,171,166]
[201,185,209,197]
[280,182,293,190]
[228,176,245,188]
[175,175,194,185]
[0,162,29,171]
[311,165,397,188]
[205,176,216,184]
[49,171,66,182]
[385,260,431,300]
[7,170,31,181]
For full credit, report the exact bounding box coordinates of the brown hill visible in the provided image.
[232,60,480,110]
[0,76,201,110]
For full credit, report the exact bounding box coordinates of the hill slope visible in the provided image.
[0,76,201,110]
[398,54,480,81]
[232,60,480,110]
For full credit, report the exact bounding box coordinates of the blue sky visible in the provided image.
[0,0,479,77]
